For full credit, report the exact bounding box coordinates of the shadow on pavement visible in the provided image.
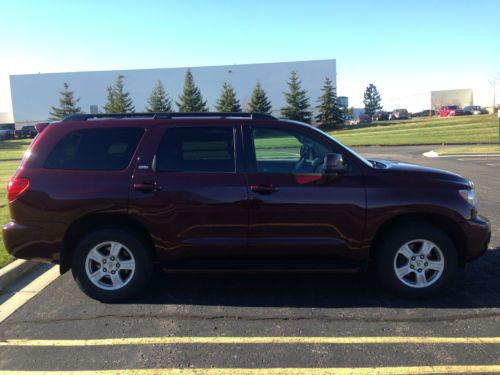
[126,247,500,309]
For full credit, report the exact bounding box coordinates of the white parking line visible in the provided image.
[457,158,500,161]
[438,154,500,158]
[0,266,59,324]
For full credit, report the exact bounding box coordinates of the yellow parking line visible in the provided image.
[1,336,500,346]
[1,366,500,374]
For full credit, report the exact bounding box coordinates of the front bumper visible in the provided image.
[463,215,491,262]
[2,221,66,264]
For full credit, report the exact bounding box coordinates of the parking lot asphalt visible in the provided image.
[0,145,499,374]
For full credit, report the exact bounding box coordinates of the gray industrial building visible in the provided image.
[9,59,337,128]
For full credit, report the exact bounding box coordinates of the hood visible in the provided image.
[369,158,471,188]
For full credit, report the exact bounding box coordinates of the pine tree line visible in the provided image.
[49,69,363,128]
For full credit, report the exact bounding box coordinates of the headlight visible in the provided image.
[459,188,477,206]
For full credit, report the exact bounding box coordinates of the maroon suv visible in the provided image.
[3,113,490,302]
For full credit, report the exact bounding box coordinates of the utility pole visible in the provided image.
[489,75,499,113]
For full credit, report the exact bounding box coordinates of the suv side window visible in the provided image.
[45,128,144,171]
[251,127,332,174]
[156,127,235,173]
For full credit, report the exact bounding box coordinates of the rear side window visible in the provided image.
[156,127,235,173]
[45,128,144,170]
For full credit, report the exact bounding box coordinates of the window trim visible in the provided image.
[153,125,240,174]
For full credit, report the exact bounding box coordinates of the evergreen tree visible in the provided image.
[145,80,173,112]
[281,71,312,123]
[215,82,241,112]
[103,75,135,113]
[49,82,82,120]
[103,86,115,114]
[248,81,272,114]
[315,77,343,128]
[176,69,208,112]
[363,83,382,116]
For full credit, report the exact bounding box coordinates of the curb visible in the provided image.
[0,259,39,291]
[422,150,439,158]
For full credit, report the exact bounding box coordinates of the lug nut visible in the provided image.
[111,270,116,275]
[420,255,425,259]
[411,256,416,261]
[102,259,107,264]
[103,268,107,272]
[424,262,428,266]
[116,263,120,268]
[410,265,415,269]
[418,268,422,272]
[110,257,115,261]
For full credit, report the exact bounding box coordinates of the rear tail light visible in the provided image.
[7,177,30,202]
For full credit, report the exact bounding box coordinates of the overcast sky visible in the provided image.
[0,0,499,113]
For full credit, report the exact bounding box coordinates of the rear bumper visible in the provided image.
[463,215,491,262]
[2,221,65,264]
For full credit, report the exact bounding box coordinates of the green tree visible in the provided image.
[215,82,241,112]
[281,71,312,123]
[103,75,135,113]
[49,82,82,120]
[176,69,208,112]
[247,81,272,114]
[363,83,382,116]
[103,86,116,114]
[145,80,173,112]
[315,76,343,128]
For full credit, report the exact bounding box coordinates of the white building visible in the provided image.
[9,59,336,128]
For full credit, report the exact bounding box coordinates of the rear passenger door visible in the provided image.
[129,124,249,261]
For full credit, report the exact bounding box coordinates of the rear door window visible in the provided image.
[155,127,235,173]
[45,128,144,170]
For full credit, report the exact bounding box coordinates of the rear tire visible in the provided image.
[376,223,458,298]
[72,228,153,302]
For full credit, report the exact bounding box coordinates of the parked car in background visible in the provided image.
[372,111,389,121]
[0,129,15,140]
[3,112,490,301]
[16,125,38,139]
[413,110,437,117]
[388,109,409,120]
[463,106,489,115]
[357,114,372,124]
[439,105,465,117]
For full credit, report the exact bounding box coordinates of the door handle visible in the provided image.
[250,184,280,194]
[133,181,162,192]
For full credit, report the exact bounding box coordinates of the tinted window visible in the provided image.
[251,127,331,174]
[45,128,144,170]
[156,127,235,173]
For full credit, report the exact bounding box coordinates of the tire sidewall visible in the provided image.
[72,228,153,302]
[376,224,458,298]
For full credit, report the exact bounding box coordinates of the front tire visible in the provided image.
[376,224,458,298]
[72,228,153,302]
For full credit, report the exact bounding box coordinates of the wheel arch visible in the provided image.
[369,213,467,266]
[60,213,156,274]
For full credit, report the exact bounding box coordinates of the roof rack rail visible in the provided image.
[62,112,278,122]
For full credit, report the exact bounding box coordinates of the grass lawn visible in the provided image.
[0,139,32,160]
[434,145,500,154]
[0,161,21,267]
[331,114,498,146]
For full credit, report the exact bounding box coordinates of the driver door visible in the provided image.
[244,124,366,262]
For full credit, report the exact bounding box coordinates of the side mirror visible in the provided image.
[324,153,348,174]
